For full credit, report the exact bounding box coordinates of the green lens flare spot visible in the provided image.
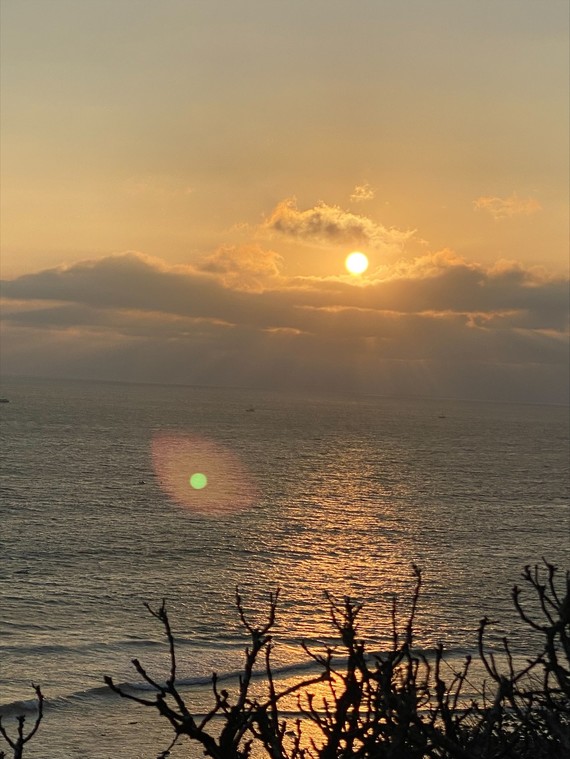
[189,472,208,490]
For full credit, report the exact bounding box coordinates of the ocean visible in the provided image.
[1,377,568,758]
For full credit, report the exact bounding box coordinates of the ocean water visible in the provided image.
[0,377,568,758]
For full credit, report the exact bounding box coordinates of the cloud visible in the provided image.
[350,183,375,202]
[1,250,568,403]
[2,250,567,332]
[196,244,283,291]
[262,198,413,251]
[473,193,542,220]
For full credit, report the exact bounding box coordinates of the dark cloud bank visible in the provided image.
[1,251,568,404]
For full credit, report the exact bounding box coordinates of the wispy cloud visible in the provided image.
[196,245,283,291]
[350,183,375,202]
[262,198,413,251]
[473,193,542,220]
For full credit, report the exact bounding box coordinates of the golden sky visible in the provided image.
[1,0,568,402]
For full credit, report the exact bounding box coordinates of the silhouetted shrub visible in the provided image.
[105,560,569,759]
[2,561,568,758]
[0,686,43,759]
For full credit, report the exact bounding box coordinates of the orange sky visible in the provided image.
[1,1,568,402]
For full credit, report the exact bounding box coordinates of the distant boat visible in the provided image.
[245,407,255,412]
[438,413,446,419]
[0,398,9,403]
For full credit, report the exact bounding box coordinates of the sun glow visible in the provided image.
[345,251,369,275]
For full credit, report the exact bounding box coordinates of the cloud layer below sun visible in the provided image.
[1,222,568,404]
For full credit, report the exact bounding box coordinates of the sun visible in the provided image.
[345,251,369,275]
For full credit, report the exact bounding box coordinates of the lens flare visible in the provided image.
[152,433,258,516]
[189,472,208,490]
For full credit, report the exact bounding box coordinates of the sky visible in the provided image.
[1,0,568,403]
